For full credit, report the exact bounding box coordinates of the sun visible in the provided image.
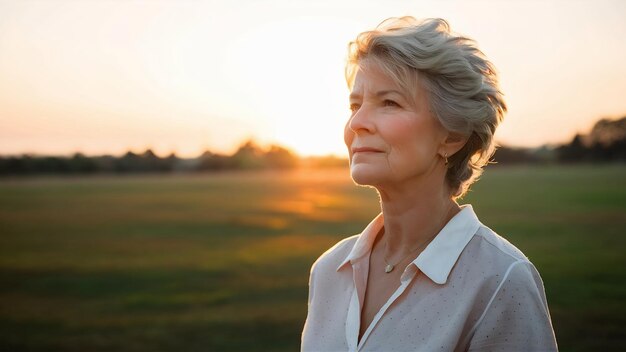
[225,16,365,157]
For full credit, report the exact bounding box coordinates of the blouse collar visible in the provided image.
[336,204,481,285]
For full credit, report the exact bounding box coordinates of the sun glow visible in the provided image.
[227,16,362,157]
[1,1,625,157]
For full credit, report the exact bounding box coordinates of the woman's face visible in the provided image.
[344,63,447,187]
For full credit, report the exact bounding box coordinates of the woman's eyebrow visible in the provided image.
[349,89,404,100]
[376,90,404,98]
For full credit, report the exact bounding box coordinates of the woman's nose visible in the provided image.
[348,105,376,134]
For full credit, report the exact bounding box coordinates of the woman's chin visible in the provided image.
[349,164,383,186]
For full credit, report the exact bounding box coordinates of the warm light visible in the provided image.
[0,1,625,157]
[227,16,362,157]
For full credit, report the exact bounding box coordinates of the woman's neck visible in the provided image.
[376,175,460,260]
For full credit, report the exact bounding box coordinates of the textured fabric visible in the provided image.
[301,205,558,352]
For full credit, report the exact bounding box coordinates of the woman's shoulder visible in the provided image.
[309,234,360,275]
[472,223,529,263]
[457,222,544,282]
[460,223,549,302]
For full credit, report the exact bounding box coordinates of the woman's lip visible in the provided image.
[352,147,383,153]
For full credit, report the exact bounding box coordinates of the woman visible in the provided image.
[301,17,558,352]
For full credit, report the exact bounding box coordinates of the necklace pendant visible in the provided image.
[385,264,394,273]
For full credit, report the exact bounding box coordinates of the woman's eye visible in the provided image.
[349,103,360,112]
[383,99,400,108]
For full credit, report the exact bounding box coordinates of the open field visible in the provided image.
[0,165,625,351]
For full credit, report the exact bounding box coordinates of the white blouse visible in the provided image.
[301,205,558,352]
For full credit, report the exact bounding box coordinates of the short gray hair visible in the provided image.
[345,17,507,198]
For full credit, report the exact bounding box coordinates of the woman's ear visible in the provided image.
[441,131,469,156]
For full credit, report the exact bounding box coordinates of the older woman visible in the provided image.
[301,17,558,352]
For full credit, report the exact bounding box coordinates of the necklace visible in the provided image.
[382,231,438,273]
[382,204,455,274]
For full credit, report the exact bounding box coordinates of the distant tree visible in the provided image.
[68,152,98,173]
[587,117,626,147]
[491,146,539,164]
[164,152,181,171]
[557,117,626,162]
[0,156,27,175]
[264,145,298,169]
[141,149,157,159]
[197,150,232,171]
[29,156,75,174]
[557,134,588,162]
[93,155,117,173]
[141,149,172,172]
[115,151,141,172]
[588,117,626,162]
[231,140,265,169]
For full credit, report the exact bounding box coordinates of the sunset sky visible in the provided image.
[1,0,625,157]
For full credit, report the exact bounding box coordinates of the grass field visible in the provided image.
[0,165,625,351]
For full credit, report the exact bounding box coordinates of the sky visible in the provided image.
[1,0,625,157]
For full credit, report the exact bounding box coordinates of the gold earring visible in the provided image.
[444,152,448,166]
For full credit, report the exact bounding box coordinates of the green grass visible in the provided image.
[0,165,624,351]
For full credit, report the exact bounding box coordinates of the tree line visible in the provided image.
[0,140,344,176]
[491,116,626,165]
[1,117,624,176]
